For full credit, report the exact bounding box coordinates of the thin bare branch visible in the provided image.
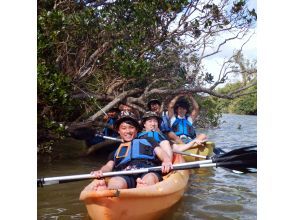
[88,88,143,121]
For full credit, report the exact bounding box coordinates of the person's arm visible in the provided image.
[188,94,199,122]
[167,131,184,144]
[172,136,207,152]
[160,104,164,113]
[102,114,109,122]
[168,95,182,119]
[154,146,173,174]
[159,140,173,161]
[91,160,115,178]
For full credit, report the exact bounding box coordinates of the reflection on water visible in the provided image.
[37,114,256,219]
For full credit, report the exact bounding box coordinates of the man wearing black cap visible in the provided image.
[90,115,172,190]
[147,99,183,144]
[102,107,120,137]
[85,107,120,147]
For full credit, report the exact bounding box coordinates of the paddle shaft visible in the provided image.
[98,134,122,142]
[173,150,209,159]
[38,160,229,187]
[38,146,257,186]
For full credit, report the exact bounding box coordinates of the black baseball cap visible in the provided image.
[147,99,161,110]
[108,107,120,114]
[114,115,141,131]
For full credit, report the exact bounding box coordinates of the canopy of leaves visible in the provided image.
[216,81,257,115]
[37,0,257,145]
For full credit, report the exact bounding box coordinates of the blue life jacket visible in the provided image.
[137,131,167,143]
[102,118,118,137]
[114,139,156,169]
[160,112,172,133]
[85,118,118,147]
[171,116,196,139]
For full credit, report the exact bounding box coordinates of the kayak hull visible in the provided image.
[183,141,215,162]
[80,154,189,220]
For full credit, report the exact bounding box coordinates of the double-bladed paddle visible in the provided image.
[174,145,256,160]
[174,145,257,173]
[38,146,256,187]
[91,133,123,142]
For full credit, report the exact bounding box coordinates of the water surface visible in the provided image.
[37,114,256,219]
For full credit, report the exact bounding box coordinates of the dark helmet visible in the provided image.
[108,107,120,114]
[147,99,161,110]
[141,111,162,125]
[174,99,190,113]
[114,115,141,131]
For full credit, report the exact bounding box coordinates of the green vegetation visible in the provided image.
[216,82,257,115]
[196,96,223,128]
[37,0,257,150]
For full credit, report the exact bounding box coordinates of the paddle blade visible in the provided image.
[213,147,226,155]
[37,178,44,187]
[217,161,257,173]
[212,146,256,162]
[215,145,256,158]
[216,151,257,173]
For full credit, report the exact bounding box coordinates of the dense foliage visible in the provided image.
[197,97,223,128]
[37,0,257,149]
[216,82,257,115]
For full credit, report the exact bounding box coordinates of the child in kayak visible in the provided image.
[137,111,173,160]
[118,102,140,118]
[139,111,207,154]
[85,107,121,147]
[90,115,172,190]
[168,94,207,144]
[147,99,183,144]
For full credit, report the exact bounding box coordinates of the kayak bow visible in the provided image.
[79,154,189,220]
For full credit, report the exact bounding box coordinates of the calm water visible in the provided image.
[37,114,257,219]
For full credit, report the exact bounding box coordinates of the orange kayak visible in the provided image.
[79,154,189,220]
[182,141,215,162]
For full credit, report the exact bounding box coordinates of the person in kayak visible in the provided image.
[85,107,120,147]
[101,107,120,137]
[137,111,173,160]
[168,94,207,144]
[147,99,183,144]
[139,110,207,153]
[91,115,172,190]
[118,102,140,118]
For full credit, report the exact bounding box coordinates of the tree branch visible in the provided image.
[87,88,143,121]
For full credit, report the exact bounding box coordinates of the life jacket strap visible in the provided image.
[115,142,131,159]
